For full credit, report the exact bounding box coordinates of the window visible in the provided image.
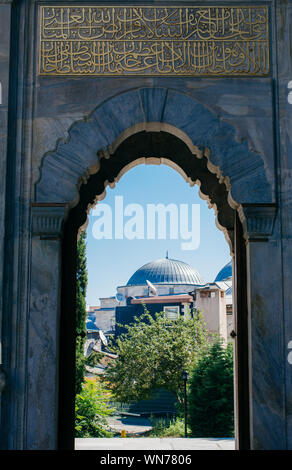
[164,306,180,320]
[199,291,211,298]
[226,305,233,315]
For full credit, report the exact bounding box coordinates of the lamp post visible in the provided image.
[182,370,188,438]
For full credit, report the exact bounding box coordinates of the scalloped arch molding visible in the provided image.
[36,87,273,208]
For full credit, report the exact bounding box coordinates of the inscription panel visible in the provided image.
[39,5,270,76]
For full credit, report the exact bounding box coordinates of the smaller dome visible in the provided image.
[214,261,232,282]
[86,319,99,331]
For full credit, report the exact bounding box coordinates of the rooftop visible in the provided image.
[131,294,193,304]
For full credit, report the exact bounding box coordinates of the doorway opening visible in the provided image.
[58,130,250,450]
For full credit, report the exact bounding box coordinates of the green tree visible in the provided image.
[75,377,114,437]
[188,341,234,437]
[75,230,88,395]
[105,308,209,403]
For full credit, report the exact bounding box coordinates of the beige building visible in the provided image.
[196,283,233,342]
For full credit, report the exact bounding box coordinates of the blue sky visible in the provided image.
[85,164,231,306]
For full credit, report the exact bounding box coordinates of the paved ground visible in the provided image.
[107,415,153,435]
[76,415,235,450]
[75,438,235,450]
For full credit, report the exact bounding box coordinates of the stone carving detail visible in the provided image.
[29,290,56,364]
[39,5,269,76]
[31,205,68,238]
[31,293,49,312]
[238,204,277,240]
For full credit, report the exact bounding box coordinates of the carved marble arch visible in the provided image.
[32,88,279,451]
[35,87,276,242]
[72,127,236,252]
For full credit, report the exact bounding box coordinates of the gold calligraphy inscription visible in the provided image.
[39,5,269,76]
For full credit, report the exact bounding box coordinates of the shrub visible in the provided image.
[75,377,114,437]
[149,416,191,437]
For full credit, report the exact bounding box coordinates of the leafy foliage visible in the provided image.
[148,416,191,437]
[105,308,209,403]
[188,341,234,437]
[75,231,88,395]
[75,377,114,437]
[86,349,105,368]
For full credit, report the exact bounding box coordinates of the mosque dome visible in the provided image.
[214,260,232,282]
[126,256,204,286]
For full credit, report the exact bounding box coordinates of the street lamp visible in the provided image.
[182,370,188,438]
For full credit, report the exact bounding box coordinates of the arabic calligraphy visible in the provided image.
[39,6,270,76]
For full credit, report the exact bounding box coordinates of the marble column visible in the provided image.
[240,205,286,449]
[0,0,12,401]
[275,0,292,451]
[26,204,68,449]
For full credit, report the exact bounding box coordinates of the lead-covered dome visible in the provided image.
[126,257,204,286]
[214,260,232,282]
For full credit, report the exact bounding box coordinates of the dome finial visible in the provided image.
[166,250,168,259]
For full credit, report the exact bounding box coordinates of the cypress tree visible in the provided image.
[188,341,234,437]
[75,230,88,395]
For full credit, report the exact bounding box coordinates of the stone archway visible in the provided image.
[30,88,279,450]
[35,88,273,208]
